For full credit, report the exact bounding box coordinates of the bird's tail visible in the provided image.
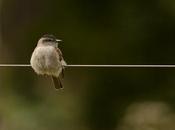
[51,76,63,90]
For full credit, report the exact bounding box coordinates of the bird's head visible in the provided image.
[37,34,62,47]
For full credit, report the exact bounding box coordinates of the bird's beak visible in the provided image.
[56,39,62,42]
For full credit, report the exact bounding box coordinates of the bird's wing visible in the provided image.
[56,47,63,61]
[56,47,66,78]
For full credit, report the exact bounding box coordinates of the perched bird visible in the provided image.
[30,34,66,90]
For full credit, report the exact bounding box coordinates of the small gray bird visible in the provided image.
[30,34,66,90]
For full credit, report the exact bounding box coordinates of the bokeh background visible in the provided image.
[1,0,175,130]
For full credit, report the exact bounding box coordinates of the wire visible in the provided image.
[65,65,175,68]
[0,64,31,67]
[0,64,175,68]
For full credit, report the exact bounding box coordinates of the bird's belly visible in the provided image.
[30,46,62,77]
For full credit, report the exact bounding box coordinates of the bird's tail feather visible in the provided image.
[51,76,63,90]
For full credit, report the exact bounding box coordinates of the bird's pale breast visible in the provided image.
[30,46,62,77]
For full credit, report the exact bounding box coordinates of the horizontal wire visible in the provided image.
[65,65,175,68]
[0,64,175,68]
[0,64,31,67]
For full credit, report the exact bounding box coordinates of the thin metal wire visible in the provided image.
[65,65,175,68]
[0,64,175,68]
[0,64,31,67]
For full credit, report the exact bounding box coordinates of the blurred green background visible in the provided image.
[1,0,175,130]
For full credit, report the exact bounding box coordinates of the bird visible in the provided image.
[30,34,66,90]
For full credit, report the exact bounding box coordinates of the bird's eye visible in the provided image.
[43,39,54,42]
[47,39,53,42]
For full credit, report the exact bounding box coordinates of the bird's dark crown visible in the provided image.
[41,34,58,43]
